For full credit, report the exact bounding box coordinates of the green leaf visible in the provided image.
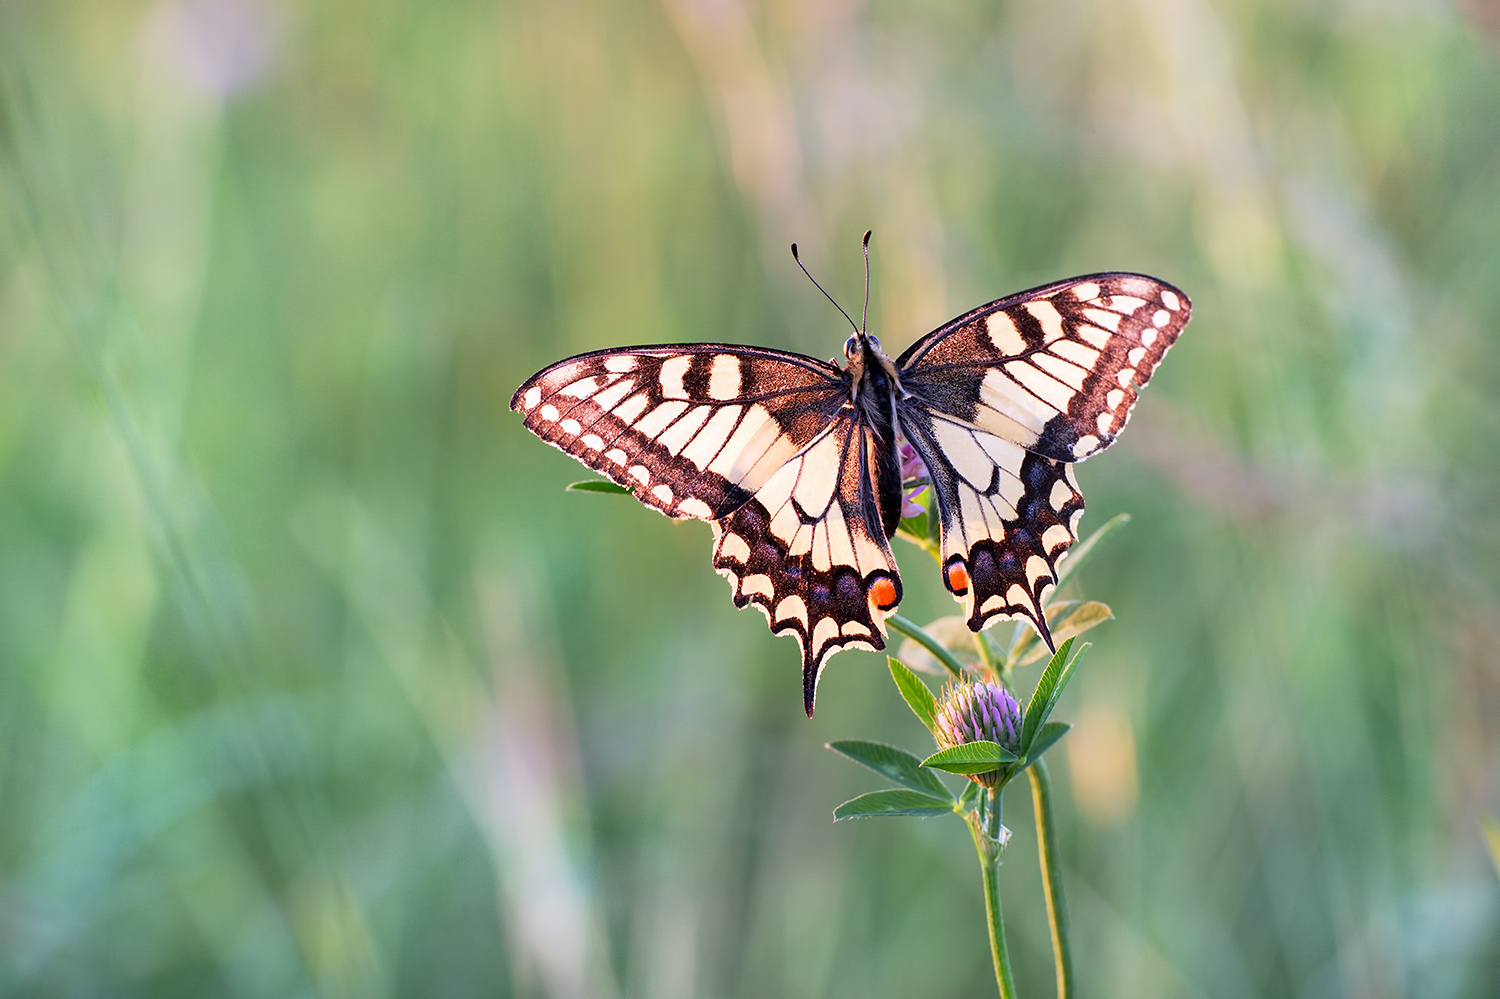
[833,789,955,820]
[920,741,1018,775]
[1022,638,1086,753]
[565,480,630,495]
[895,615,980,676]
[1053,512,1129,591]
[888,657,938,729]
[1025,721,1071,764]
[1017,601,1114,666]
[826,740,952,799]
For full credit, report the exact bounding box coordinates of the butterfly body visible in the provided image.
[512,271,1190,715]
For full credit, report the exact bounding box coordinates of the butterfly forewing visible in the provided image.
[898,273,1191,462]
[512,344,846,521]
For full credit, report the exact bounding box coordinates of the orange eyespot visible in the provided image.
[946,561,970,595]
[869,576,899,611]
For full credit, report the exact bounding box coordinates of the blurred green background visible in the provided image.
[3,0,1499,995]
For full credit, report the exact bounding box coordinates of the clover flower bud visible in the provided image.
[933,681,1023,787]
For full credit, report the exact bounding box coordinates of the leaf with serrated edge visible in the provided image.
[1022,638,1077,753]
[1017,602,1114,666]
[921,741,1018,775]
[833,789,954,820]
[566,480,631,494]
[889,657,937,730]
[897,616,981,676]
[1053,512,1129,592]
[1025,721,1071,764]
[827,740,952,798]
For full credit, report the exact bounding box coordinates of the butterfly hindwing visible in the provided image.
[512,345,846,521]
[711,415,903,715]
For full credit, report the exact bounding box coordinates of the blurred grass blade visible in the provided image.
[888,616,965,679]
[826,739,952,798]
[1053,513,1129,592]
[833,789,955,820]
[1025,722,1071,765]
[1016,602,1113,666]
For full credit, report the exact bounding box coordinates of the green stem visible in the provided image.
[887,613,965,679]
[1029,760,1073,998]
[970,788,1017,999]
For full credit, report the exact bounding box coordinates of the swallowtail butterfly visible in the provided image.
[512,250,1189,715]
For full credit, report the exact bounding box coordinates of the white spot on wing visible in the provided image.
[1025,300,1067,342]
[1005,360,1077,413]
[605,355,638,373]
[1116,368,1136,387]
[628,465,651,487]
[1153,310,1170,328]
[1033,352,1089,390]
[539,404,560,422]
[932,419,998,490]
[982,369,1054,431]
[774,595,808,626]
[986,311,1027,355]
[1127,347,1147,366]
[1081,308,1122,332]
[1071,281,1100,301]
[1141,329,1158,348]
[1073,434,1099,457]
[612,393,651,423]
[678,497,713,520]
[580,433,605,451]
[1050,478,1075,509]
[590,378,635,412]
[605,448,628,465]
[659,356,692,400]
[657,405,713,455]
[559,376,603,399]
[1106,389,1124,409]
[707,355,742,400]
[635,401,690,438]
[682,406,744,471]
[1052,340,1100,369]
[719,531,751,563]
[651,484,673,504]
[741,574,774,600]
[1161,289,1181,311]
[522,386,542,410]
[560,418,582,435]
[812,616,840,651]
[1042,524,1071,552]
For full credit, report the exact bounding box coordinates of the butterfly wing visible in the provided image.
[711,412,902,716]
[896,273,1191,639]
[512,344,904,715]
[512,344,847,521]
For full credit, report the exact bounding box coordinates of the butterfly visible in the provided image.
[512,248,1190,716]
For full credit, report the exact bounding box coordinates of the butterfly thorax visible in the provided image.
[843,333,905,541]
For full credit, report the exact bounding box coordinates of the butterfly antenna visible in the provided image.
[860,229,872,334]
[791,243,859,335]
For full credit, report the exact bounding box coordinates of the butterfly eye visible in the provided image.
[844,335,860,358]
[866,334,881,351]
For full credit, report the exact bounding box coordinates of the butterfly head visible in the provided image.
[843,332,883,362]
